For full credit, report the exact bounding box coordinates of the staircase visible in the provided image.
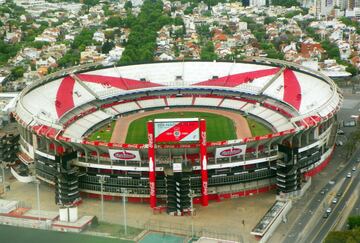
[55,167,80,206]
[166,172,191,215]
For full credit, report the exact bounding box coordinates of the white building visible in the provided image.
[93,31,106,43]
[250,0,266,7]
[108,46,125,62]
[15,0,46,7]
[238,22,248,31]
[23,48,41,60]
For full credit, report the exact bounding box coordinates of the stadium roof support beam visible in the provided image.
[70,73,100,100]
[259,66,286,95]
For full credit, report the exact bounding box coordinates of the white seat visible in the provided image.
[194,97,222,106]
[167,97,193,106]
[137,98,166,108]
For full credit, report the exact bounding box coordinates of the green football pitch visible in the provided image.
[125,111,237,144]
[88,111,271,144]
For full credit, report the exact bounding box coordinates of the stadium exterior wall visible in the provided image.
[13,60,342,208]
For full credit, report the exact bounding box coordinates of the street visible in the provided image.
[269,91,360,243]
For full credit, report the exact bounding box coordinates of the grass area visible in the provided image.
[88,121,116,142]
[0,224,133,243]
[125,111,237,144]
[87,111,272,144]
[247,118,272,136]
[89,221,143,239]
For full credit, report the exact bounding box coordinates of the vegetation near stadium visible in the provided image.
[88,111,271,144]
[325,216,360,243]
[0,224,132,243]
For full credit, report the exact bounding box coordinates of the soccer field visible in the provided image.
[88,111,271,144]
[125,111,236,144]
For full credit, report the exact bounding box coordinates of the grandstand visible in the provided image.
[13,59,342,214]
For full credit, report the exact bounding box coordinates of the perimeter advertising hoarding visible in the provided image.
[215,145,247,159]
[154,118,199,143]
[109,149,141,161]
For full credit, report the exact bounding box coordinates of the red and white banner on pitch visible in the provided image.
[109,149,141,161]
[215,145,247,159]
[154,119,199,143]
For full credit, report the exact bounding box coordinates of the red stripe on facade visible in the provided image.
[55,76,76,117]
[194,68,280,87]
[283,69,301,110]
[304,145,335,177]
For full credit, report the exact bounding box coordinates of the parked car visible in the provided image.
[332,198,338,204]
[336,141,343,146]
[347,172,352,178]
[337,192,342,197]
[337,129,345,135]
[352,167,356,171]
[326,207,332,214]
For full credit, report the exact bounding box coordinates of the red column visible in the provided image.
[199,119,208,206]
[147,121,156,208]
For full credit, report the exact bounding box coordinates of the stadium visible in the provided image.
[13,58,342,214]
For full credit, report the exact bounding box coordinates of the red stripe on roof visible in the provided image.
[77,74,163,90]
[56,76,75,117]
[194,67,280,87]
[283,69,301,110]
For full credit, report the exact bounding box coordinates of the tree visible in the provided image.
[71,28,96,49]
[271,0,300,7]
[101,41,114,54]
[124,1,132,10]
[106,16,124,28]
[200,41,217,61]
[184,4,196,15]
[325,228,360,243]
[102,4,113,16]
[0,40,21,65]
[321,40,340,59]
[348,216,360,230]
[253,30,266,42]
[305,27,321,42]
[119,0,169,64]
[173,17,184,26]
[284,10,302,19]
[339,17,360,35]
[11,66,25,80]
[346,65,358,76]
[196,24,211,39]
[30,41,48,49]
[84,0,99,7]
[58,51,80,67]
[264,16,277,25]
[265,48,284,59]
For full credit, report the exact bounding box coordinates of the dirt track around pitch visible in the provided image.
[110,107,252,144]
